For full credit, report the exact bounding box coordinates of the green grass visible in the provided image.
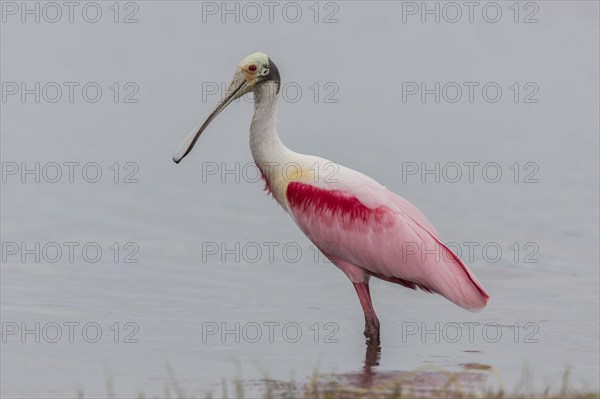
[85,365,599,399]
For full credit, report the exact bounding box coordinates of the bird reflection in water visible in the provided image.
[360,337,382,388]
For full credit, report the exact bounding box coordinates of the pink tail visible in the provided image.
[433,241,490,311]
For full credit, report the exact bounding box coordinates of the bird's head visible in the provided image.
[173,52,280,163]
[238,52,280,91]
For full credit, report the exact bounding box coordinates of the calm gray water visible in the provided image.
[1,2,599,397]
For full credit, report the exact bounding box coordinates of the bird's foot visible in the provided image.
[364,317,380,343]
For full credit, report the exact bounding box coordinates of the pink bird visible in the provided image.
[174,52,489,341]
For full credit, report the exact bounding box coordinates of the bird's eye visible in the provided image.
[248,65,257,72]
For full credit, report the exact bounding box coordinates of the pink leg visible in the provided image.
[319,250,381,341]
[353,281,380,341]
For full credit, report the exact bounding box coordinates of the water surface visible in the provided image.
[1,2,599,397]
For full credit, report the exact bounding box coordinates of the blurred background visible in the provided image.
[1,1,598,397]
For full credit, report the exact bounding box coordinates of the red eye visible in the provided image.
[248,65,257,72]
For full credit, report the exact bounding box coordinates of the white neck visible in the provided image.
[249,82,301,207]
[250,82,291,173]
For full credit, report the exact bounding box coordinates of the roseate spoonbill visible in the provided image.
[173,52,489,341]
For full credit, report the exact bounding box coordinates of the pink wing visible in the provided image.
[286,165,489,311]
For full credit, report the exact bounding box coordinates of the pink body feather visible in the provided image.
[285,170,489,311]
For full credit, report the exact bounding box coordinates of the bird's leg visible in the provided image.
[353,281,380,342]
[320,252,381,341]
